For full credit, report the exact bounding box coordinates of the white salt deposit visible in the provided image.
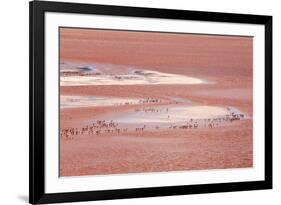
[60,95,159,109]
[60,70,206,86]
[114,106,243,124]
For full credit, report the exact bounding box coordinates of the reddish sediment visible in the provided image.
[59,28,253,177]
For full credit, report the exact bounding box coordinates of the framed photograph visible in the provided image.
[29,0,272,204]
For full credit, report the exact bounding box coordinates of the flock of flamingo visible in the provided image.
[60,110,245,140]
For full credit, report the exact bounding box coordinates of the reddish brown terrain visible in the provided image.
[59,28,253,177]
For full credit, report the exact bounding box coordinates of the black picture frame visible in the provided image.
[29,0,272,204]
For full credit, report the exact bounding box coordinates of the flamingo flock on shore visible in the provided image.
[60,112,245,140]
